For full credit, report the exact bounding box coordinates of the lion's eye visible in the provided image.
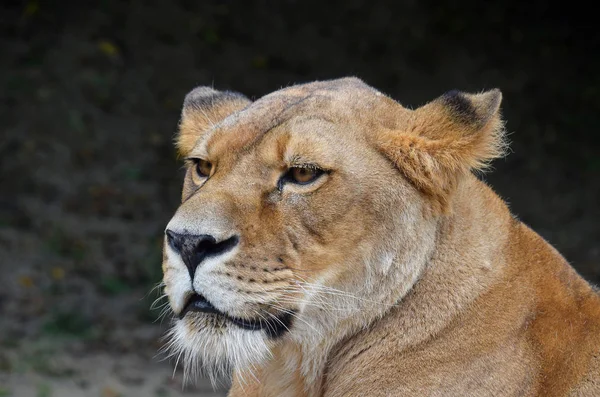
[196,159,213,178]
[288,167,323,185]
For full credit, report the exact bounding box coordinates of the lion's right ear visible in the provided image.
[177,87,251,157]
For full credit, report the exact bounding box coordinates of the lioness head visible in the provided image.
[162,78,504,381]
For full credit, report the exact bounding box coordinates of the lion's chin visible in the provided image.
[164,315,272,385]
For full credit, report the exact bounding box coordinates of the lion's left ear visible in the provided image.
[177,87,251,157]
[377,89,505,212]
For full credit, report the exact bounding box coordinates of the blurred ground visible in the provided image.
[0,0,598,396]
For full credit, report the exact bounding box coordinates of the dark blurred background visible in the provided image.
[1,1,598,396]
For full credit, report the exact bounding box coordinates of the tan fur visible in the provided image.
[162,78,600,396]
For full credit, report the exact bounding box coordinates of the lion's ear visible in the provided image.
[377,89,505,213]
[177,87,251,156]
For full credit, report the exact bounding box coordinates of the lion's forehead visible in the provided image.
[206,78,386,151]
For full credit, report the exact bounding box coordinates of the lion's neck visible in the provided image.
[363,176,513,350]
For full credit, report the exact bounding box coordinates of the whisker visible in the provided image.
[273,298,350,312]
[143,281,166,300]
[150,295,169,310]
[293,278,389,306]
[269,304,323,339]
[173,348,185,379]
[155,306,174,324]
[263,309,292,335]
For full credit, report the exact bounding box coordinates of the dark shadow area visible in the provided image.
[1,1,598,395]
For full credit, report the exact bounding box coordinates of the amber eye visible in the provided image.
[288,166,323,185]
[196,159,213,178]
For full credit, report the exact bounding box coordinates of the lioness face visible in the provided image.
[162,78,503,380]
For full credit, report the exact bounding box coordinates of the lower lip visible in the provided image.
[179,295,221,319]
[179,294,294,337]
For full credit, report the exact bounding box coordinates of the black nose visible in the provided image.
[165,230,239,279]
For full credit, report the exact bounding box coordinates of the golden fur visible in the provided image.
[161,78,600,396]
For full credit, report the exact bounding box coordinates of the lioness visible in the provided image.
[161,78,600,396]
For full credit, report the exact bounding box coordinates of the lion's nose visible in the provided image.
[165,230,239,279]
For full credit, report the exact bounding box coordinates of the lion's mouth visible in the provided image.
[179,293,293,338]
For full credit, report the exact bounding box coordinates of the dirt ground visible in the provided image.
[1,1,598,396]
